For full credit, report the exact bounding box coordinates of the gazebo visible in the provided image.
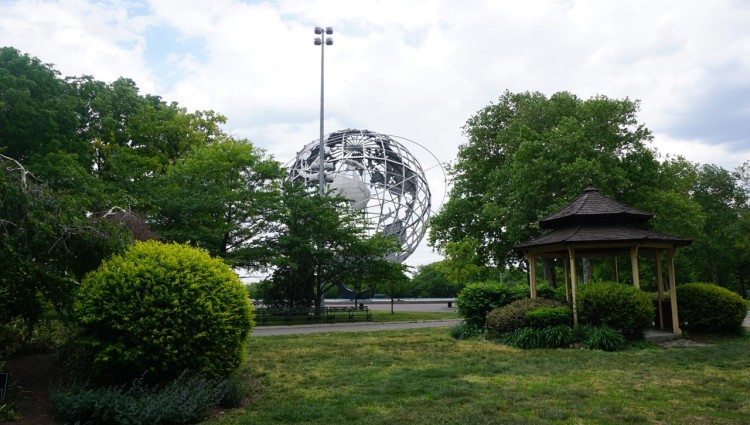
[513,183,692,334]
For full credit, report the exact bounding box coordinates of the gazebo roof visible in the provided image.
[539,183,654,229]
[514,183,692,252]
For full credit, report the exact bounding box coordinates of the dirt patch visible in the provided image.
[659,339,714,348]
[3,353,60,424]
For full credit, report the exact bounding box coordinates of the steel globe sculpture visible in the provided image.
[287,129,431,262]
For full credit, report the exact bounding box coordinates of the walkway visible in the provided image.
[252,319,461,336]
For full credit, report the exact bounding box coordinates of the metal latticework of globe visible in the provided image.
[287,129,431,262]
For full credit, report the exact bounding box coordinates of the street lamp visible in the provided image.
[314,26,333,196]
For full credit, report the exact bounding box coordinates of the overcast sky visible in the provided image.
[2,0,749,269]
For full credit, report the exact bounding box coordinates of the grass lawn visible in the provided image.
[208,328,750,424]
[369,310,457,322]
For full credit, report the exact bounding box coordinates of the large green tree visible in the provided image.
[266,183,402,311]
[430,91,660,269]
[150,139,283,268]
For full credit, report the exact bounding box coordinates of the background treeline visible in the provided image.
[2,46,748,337]
[0,47,404,339]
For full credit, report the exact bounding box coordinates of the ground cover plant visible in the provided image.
[208,327,750,425]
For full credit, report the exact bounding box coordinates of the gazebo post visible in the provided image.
[630,246,640,289]
[656,251,665,330]
[568,247,578,326]
[528,254,537,299]
[563,253,571,302]
[667,248,682,335]
[612,255,619,282]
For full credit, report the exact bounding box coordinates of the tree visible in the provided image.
[150,139,283,268]
[0,48,86,167]
[266,183,401,311]
[378,268,412,314]
[430,91,660,270]
[410,262,454,297]
[0,155,130,336]
[689,164,748,289]
[435,237,484,289]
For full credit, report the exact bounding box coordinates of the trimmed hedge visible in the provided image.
[676,282,747,331]
[75,241,254,385]
[576,282,654,337]
[485,298,564,336]
[456,282,526,329]
[525,306,572,329]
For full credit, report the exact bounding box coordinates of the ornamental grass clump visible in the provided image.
[74,241,254,385]
[676,282,747,332]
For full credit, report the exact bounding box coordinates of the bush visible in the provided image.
[485,298,564,336]
[676,283,747,332]
[576,325,625,352]
[74,241,253,385]
[576,282,654,337]
[448,322,484,340]
[501,325,575,349]
[51,372,227,425]
[535,282,569,302]
[456,282,526,329]
[525,307,572,329]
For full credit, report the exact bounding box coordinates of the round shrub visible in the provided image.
[75,241,254,384]
[576,282,654,337]
[676,282,747,332]
[524,306,572,329]
[485,298,564,336]
[456,282,525,329]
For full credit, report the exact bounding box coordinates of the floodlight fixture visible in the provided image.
[313,26,334,196]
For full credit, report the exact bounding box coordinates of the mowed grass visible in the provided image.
[208,328,750,425]
[369,310,457,322]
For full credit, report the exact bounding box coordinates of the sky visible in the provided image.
[2,0,750,270]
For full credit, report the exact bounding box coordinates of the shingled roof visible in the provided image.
[539,183,654,229]
[514,183,692,251]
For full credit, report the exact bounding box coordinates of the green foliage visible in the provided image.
[485,297,564,336]
[448,322,484,340]
[576,282,654,337]
[500,325,575,349]
[0,317,72,357]
[75,241,253,384]
[266,182,402,310]
[535,282,569,301]
[430,90,659,268]
[435,238,485,286]
[50,372,227,425]
[524,307,572,329]
[409,262,455,297]
[576,325,626,351]
[456,282,525,329]
[676,283,747,331]
[151,139,283,268]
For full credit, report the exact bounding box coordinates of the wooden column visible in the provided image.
[563,253,571,302]
[655,251,665,330]
[630,245,640,289]
[568,247,578,326]
[613,255,619,282]
[528,254,537,299]
[666,248,682,335]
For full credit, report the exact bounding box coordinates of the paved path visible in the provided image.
[744,311,750,328]
[252,319,461,336]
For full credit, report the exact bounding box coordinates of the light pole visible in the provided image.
[314,26,333,196]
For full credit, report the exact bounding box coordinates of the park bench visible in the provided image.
[325,306,372,322]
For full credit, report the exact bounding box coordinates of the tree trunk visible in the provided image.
[542,258,558,288]
[582,257,593,283]
[391,297,395,314]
